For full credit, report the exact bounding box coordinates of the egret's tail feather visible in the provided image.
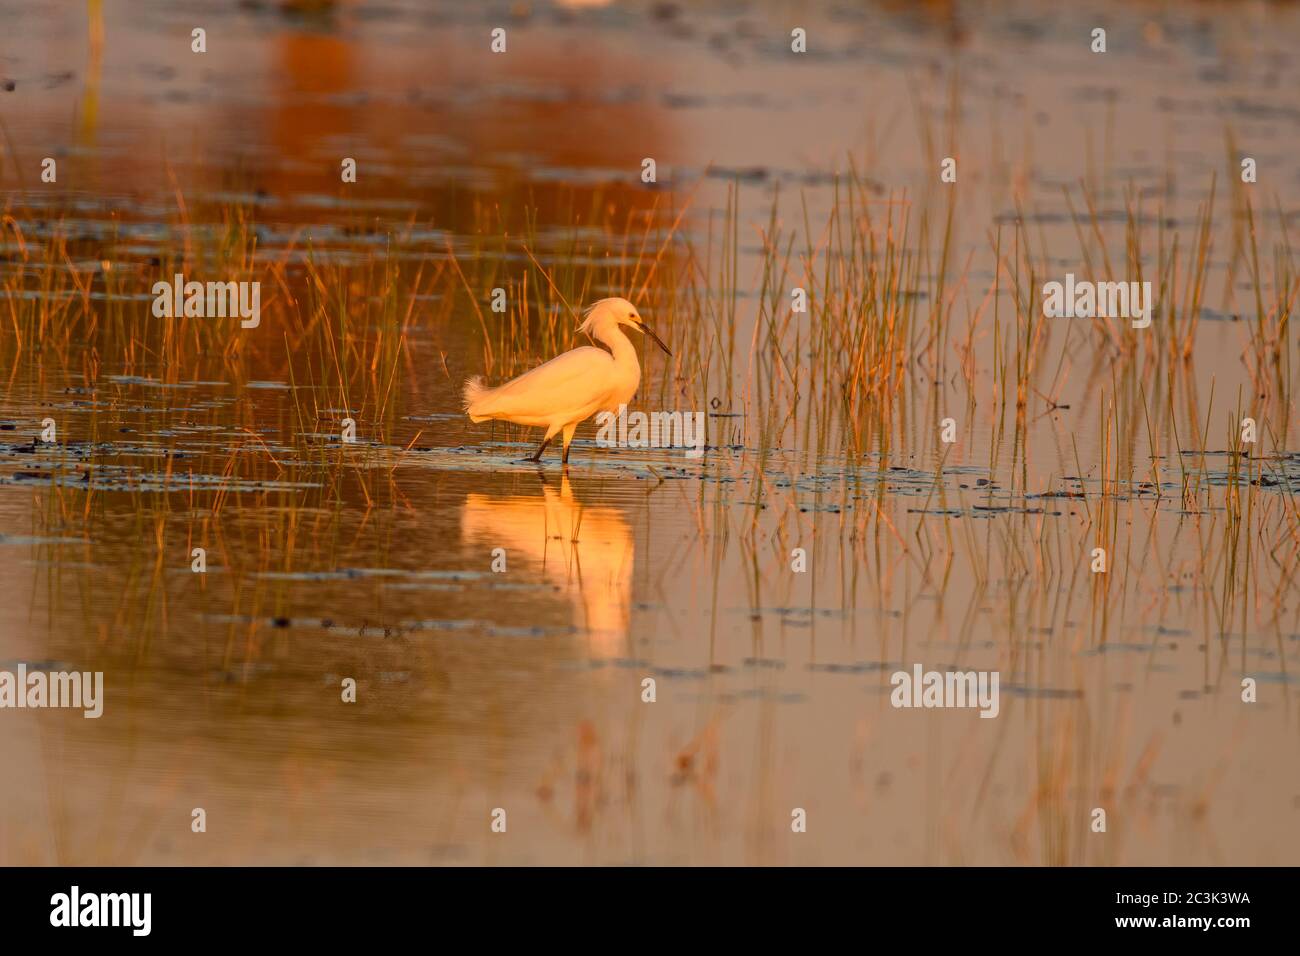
[463,376,493,422]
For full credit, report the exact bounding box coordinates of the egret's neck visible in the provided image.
[595,324,638,364]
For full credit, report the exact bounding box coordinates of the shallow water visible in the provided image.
[1,0,1298,865]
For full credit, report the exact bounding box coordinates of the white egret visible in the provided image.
[463,297,671,464]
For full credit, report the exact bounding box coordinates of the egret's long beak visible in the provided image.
[640,322,671,356]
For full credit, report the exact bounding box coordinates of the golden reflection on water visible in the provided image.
[462,473,634,653]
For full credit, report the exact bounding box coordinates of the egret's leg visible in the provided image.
[561,422,578,465]
[527,437,551,462]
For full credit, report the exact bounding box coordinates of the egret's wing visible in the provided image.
[471,346,612,418]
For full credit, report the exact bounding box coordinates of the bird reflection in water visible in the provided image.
[460,473,633,655]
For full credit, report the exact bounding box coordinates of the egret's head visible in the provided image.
[579,297,671,356]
